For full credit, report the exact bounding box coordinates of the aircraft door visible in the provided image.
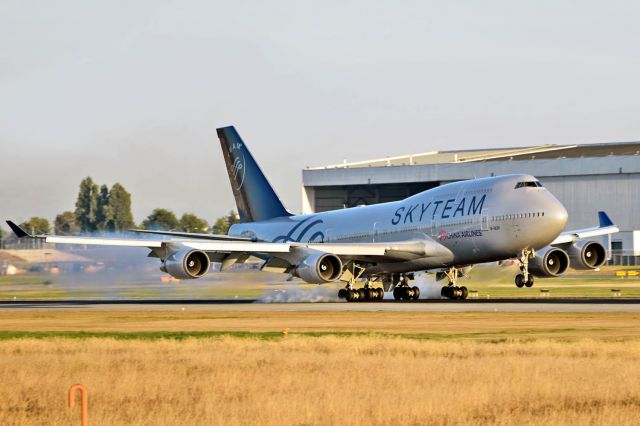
[373,222,380,242]
[324,228,333,243]
[481,212,489,231]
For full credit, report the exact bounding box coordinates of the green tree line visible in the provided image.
[2,177,239,239]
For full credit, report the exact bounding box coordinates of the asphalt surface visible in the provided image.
[1,298,640,312]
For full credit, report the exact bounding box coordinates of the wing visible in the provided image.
[127,228,254,241]
[550,211,619,246]
[5,221,448,263]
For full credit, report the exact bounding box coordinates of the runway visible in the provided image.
[1,298,640,312]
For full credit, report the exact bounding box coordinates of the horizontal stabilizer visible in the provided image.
[6,221,32,238]
[551,211,619,246]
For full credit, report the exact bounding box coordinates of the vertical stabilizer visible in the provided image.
[217,126,291,223]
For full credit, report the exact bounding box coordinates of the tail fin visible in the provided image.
[217,126,291,223]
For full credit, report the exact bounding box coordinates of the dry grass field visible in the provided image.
[1,336,640,425]
[0,311,640,424]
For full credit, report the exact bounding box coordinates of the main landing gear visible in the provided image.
[337,272,419,302]
[338,285,384,302]
[338,264,385,302]
[392,275,420,301]
[440,267,468,300]
[515,248,535,288]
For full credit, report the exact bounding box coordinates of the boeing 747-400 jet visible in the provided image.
[7,126,619,301]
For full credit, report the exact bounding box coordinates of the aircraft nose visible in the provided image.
[548,198,568,232]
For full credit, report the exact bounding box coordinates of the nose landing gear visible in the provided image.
[515,249,535,288]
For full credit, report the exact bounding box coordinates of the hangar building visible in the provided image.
[302,142,640,262]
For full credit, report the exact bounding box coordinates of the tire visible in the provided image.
[346,290,356,302]
[525,275,534,288]
[515,274,525,288]
[338,288,347,299]
[441,286,452,299]
[460,286,468,300]
[363,288,371,300]
[412,286,420,300]
[357,288,366,301]
[376,288,384,300]
[403,287,412,300]
[453,287,461,300]
[393,287,402,301]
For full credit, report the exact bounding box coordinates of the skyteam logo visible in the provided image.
[230,142,246,190]
[273,216,325,243]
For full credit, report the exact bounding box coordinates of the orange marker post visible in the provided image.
[68,384,88,426]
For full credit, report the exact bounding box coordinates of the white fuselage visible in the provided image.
[229,174,569,274]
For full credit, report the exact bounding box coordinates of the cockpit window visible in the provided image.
[515,181,543,189]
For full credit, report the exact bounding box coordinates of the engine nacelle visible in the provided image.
[161,249,210,279]
[294,252,343,284]
[529,247,570,278]
[566,240,607,270]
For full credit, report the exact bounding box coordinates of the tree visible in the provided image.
[179,213,209,233]
[107,183,134,232]
[74,177,99,232]
[211,211,239,234]
[19,217,51,234]
[96,184,113,231]
[211,217,228,235]
[141,208,179,230]
[54,211,79,235]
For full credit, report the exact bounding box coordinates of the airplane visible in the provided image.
[7,126,619,302]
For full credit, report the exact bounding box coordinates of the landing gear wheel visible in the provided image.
[516,248,535,289]
[357,288,366,301]
[363,288,372,300]
[460,286,468,299]
[402,287,411,300]
[346,289,359,302]
[376,288,384,300]
[338,288,348,299]
[441,286,468,300]
[524,275,534,288]
[393,287,403,301]
[441,286,452,299]
[411,286,420,300]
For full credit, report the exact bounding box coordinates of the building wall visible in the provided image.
[303,155,640,251]
[540,173,640,231]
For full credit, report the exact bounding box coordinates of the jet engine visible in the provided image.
[161,249,210,279]
[294,252,343,284]
[566,240,607,270]
[529,247,569,277]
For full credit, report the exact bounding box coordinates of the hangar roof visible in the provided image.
[308,141,640,170]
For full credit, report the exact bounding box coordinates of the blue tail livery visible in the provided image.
[217,126,291,222]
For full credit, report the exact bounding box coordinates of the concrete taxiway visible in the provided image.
[1,299,640,312]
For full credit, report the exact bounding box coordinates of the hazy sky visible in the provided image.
[2,1,640,226]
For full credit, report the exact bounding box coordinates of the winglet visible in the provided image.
[598,211,614,228]
[6,220,32,238]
